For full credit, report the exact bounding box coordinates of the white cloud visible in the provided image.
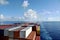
[24,9,38,21]
[1,9,60,21]
[0,0,9,5]
[38,10,60,21]
[18,17,21,20]
[47,17,60,21]
[0,14,4,19]
[22,0,29,8]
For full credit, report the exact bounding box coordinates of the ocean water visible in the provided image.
[0,21,25,25]
[0,21,18,25]
[40,21,60,40]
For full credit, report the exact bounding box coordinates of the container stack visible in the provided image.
[0,26,22,40]
[22,24,40,40]
[0,23,40,40]
[9,27,32,40]
[0,25,14,40]
[0,26,14,36]
[24,24,40,36]
[8,27,25,40]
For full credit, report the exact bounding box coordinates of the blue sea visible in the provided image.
[40,21,60,40]
[0,21,25,25]
[0,21,60,40]
[0,21,18,25]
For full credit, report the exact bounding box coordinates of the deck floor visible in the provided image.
[36,36,40,40]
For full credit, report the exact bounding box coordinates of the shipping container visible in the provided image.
[0,26,13,36]
[20,27,32,38]
[8,27,25,38]
[26,31,36,40]
[0,36,9,40]
[4,26,21,36]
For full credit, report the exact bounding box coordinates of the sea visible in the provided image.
[40,21,60,40]
[0,21,25,25]
[0,21,60,40]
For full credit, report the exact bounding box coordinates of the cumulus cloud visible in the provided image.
[0,14,4,19]
[22,0,29,8]
[1,9,60,21]
[4,9,39,21]
[0,14,24,21]
[47,17,60,21]
[24,9,38,21]
[38,10,60,21]
[0,0,9,5]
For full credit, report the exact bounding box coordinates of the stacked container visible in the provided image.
[0,23,40,40]
[20,27,32,38]
[0,26,13,36]
[0,26,14,40]
[8,27,25,40]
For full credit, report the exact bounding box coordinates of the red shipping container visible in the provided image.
[0,36,9,40]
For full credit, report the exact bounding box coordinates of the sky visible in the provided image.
[0,0,60,21]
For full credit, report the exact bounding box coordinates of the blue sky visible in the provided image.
[0,0,60,21]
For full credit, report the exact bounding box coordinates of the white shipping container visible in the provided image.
[4,26,21,36]
[20,27,32,38]
[8,27,25,38]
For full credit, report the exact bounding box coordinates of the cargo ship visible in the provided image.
[0,22,40,40]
